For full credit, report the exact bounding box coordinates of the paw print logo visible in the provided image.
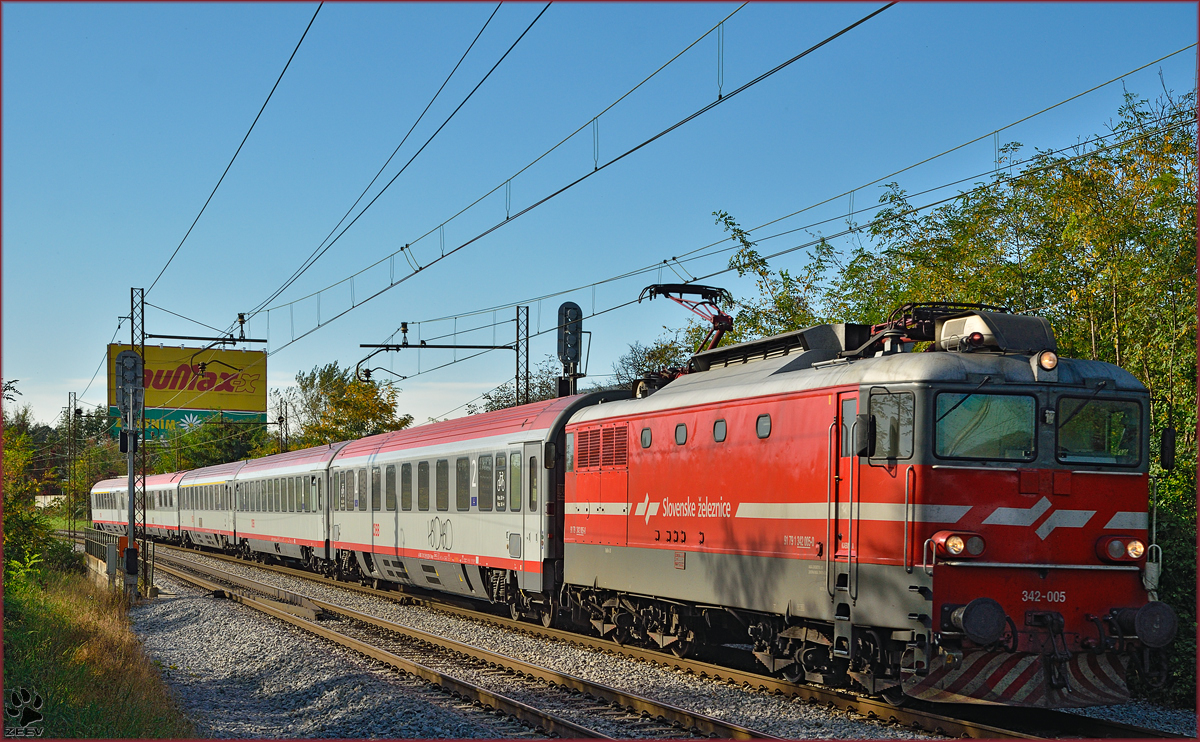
[4,687,44,736]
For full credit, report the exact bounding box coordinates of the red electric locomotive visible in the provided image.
[557,302,1176,708]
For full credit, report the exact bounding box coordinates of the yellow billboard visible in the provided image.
[107,344,267,413]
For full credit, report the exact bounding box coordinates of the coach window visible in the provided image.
[354,469,365,511]
[714,419,727,442]
[641,428,652,448]
[274,479,281,512]
[756,414,772,439]
[385,465,396,511]
[529,457,538,511]
[478,455,493,511]
[401,463,413,511]
[294,477,302,512]
[509,454,522,512]
[456,458,470,511]
[436,459,450,512]
[495,453,507,510]
[675,424,687,445]
[285,478,293,513]
[371,467,382,512]
[316,478,323,510]
[417,462,430,511]
[335,472,345,511]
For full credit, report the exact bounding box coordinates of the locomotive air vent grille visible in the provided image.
[601,429,617,467]
[612,426,628,466]
[579,429,601,468]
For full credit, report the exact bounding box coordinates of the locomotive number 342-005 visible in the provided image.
[1022,590,1067,603]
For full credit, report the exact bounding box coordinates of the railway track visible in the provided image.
[155,552,784,740]
[68,533,1188,739]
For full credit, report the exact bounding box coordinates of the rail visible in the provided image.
[156,554,782,740]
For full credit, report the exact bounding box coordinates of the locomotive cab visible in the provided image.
[853,307,1178,706]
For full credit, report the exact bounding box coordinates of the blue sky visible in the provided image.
[3,2,1196,427]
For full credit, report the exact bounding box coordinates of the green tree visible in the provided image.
[273,362,413,447]
[151,417,275,474]
[468,355,562,414]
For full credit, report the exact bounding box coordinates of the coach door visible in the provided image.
[519,443,541,590]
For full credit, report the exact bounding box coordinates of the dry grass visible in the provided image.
[3,569,195,738]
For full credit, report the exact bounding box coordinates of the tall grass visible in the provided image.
[2,569,194,738]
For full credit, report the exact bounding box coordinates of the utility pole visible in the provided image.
[131,288,150,590]
[516,306,530,406]
[67,392,78,538]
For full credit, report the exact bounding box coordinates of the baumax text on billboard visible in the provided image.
[107,344,267,413]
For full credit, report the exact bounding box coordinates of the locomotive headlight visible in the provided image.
[933,530,985,558]
[1038,350,1058,371]
[1098,536,1144,562]
[966,535,986,556]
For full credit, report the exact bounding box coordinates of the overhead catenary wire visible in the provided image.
[145,302,229,336]
[262,3,895,355]
[248,3,504,316]
[145,2,324,298]
[382,44,1199,338]
[242,2,550,323]
[382,116,1195,414]
[245,3,746,331]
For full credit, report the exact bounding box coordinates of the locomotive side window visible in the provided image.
[675,424,687,445]
[529,457,538,511]
[841,399,857,454]
[714,419,727,442]
[371,467,382,512]
[478,455,493,511]
[756,414,772,439]
[565,434,574,471]
[509,454,522,512]
[1055,397,1141,467]
[436,459,450,511]
[641,428,652,448]
[401,463,413,511]
[935,393,1036,461]
[418,462,430,511]
[869,392,914,459]
[495,453,507,510]
[456,457,470,511]
[385,465,396,511]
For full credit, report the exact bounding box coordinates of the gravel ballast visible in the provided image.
[131,573,542,738]
[145,550,1196,738]
[148,552,941,739]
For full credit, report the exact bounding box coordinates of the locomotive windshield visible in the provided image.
[1055,397,1141,466]
[934,392,1036,461]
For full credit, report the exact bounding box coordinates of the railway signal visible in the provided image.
[556,302,584,397]
[114,348,143,595]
